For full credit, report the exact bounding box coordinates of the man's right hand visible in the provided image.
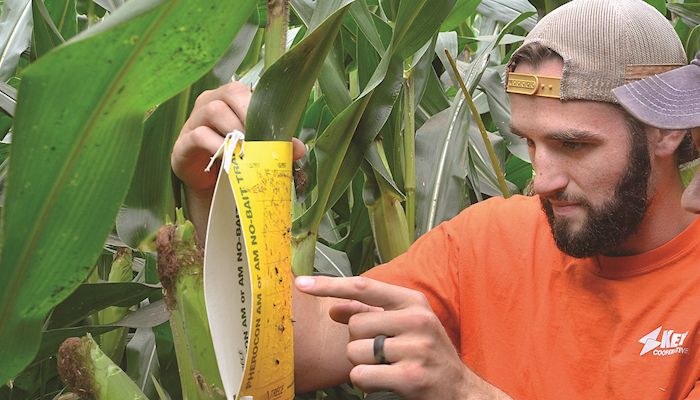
[171,81,305,239]
[173,81,252,196]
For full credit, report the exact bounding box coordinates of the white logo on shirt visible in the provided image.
[639,326,689,356]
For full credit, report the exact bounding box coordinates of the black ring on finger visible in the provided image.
[373,334,389,364]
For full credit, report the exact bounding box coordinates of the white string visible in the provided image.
[204,130,245,173]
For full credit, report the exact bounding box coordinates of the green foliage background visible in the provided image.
[0,0,696,398]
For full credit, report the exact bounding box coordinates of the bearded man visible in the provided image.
[171,0,700,398]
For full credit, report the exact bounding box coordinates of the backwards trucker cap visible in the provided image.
[613,52,700,130]
[506,0,687,104]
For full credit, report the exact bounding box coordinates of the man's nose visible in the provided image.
[532,152,569,198]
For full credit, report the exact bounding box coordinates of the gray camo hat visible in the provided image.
[613,52,700,130]
[506,0,687,104]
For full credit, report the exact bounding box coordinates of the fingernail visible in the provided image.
[296,276,315,289]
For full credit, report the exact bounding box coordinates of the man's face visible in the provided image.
[509,59,651,258]
[682,128,700,214]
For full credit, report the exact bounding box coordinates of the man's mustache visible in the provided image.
[540,191,592,209]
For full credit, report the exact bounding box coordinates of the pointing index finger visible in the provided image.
[295,276,418,310]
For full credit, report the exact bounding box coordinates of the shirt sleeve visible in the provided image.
[362,218,463,349]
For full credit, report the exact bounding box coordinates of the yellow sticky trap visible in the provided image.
[204,139,294,400]
[506,72,561,99]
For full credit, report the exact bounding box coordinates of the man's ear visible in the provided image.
[651,128,688,158]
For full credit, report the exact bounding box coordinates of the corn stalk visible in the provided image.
[265,0,290,69]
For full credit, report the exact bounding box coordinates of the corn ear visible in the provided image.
[156,210,224,399]
[57,335,147,400]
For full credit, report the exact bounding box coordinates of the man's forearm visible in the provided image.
[184,188,213,242]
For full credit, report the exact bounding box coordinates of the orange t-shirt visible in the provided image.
[365,195,700,399]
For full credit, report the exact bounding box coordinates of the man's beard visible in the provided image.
[540,132,651,258]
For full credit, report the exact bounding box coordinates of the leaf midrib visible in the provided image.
[428,97,464,230]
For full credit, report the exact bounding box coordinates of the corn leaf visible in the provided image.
[38,300,169,361]
[527,0,569,16]
[441,0,481,31]
[343,175,374,275]
[414,106,473,237]
[644,0,667,15]
[350,1,385,54]
[477,0,538,31]
[667,4,700,27]
[152,376,173,400]
[126,328,160,399]
[415,13,531,236]
[321,0,456,217]
[419,67,450,116]
[49,282,162,328]
[246,0,354,141]
[314,243,352,277]
[31,0,78,58]
[291,0,456,275]
[93,0,124,13]
[0,0,256,383]
[0,81,16,116]
[116,90,190,248]
[687,25,700,61]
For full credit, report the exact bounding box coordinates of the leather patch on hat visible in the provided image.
[624,64,685,83]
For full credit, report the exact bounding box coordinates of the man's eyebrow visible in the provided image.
[508,127,601,142]
[546,130,600,141]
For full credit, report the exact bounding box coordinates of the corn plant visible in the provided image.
[0,0,696,399]
[155,210,224,399]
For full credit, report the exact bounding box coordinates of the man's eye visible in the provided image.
[562,141,583,150]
